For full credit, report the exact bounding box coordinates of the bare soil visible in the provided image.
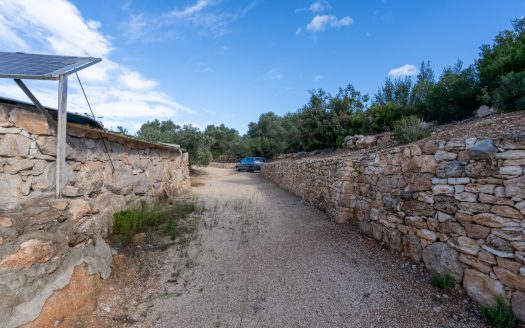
[34,167,491,327]
[133,168,488,327]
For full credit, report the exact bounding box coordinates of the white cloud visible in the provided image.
[305,15,353,32]
[314,75,324,81]
[119,71,158,90]
[123,0,255,42]
[168,0,213,18]
[0,0,195,133]
[388,64,418,77]
[309,1,331,12]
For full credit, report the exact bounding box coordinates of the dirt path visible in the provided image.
[135,167,487,328]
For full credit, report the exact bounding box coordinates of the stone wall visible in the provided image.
[0,102,190,327]
[262,132,525,322]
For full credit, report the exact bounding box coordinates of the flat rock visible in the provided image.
[463,269,505,307]
[468,140,497,160]
[422,242,463,282]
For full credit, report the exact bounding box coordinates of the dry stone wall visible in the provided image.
[0,102,190,327]
[262,132,525,322]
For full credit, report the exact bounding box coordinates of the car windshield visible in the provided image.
[241,158,255,164]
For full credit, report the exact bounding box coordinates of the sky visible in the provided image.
[0,0,523,134]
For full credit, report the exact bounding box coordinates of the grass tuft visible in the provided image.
[110,200,200,248]
[481,297,518,328]
[430,273,454,290]
[393,115,431,144]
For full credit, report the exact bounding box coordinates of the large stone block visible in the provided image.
[0,133,31,157]
[0,239,56,269]
[491,205,524,220]
[504,176,525,199]
[465,161,497,178]
[74,161,104,195]
[463,269,505,307]
[436,161,464,178]
[403,234,422,263]
[447,236,480,255]
[0,173,22,211]
[468,140,497,160]
[472,213,519,228]
[494,267,525,291]
[408,155,436,174]
[9,108,51,135]
[511,291,525,323]
[402,200,435,216]
[422,242,463,282]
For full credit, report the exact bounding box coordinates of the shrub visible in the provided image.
[393,115,431,144]
[111,200,198,247]
[430,273,454,290]
[420,62,481,123]
[347,110,370,136]
[368,102,415,132]
[480,297,518,328]
[492,71,525,111]
[335,135,345,148]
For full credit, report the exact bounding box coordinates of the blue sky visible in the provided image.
[0,0,523,133]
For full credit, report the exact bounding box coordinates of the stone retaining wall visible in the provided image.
[0,102,190,327]
[262,133,525,322]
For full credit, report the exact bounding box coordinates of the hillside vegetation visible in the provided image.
[133,18,525,165]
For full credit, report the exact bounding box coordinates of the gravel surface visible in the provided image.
[137,167,488,328]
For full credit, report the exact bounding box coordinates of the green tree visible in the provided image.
[204,124,240,158]
[328,84,369,131]
[422,60,480,123]
[137,120,213,167]
[296,89,343,151]
[477,17,525,111]
[412,61,435,108]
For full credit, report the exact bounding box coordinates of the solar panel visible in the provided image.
[0,52,101,80]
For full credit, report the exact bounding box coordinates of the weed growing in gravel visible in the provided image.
[110,199,201,248]
[481,297,517,328]
[430,273,454,290]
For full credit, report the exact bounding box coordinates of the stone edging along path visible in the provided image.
[261,112,525,323]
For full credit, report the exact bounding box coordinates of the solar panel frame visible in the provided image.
[0,52,101,80]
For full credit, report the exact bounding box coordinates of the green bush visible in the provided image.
[420,62,481,123]
[393,115,431,144]
[335,135,345,148]
[368,102,415,132]
[430,273,454,290]
[347,110,370,136]
[492,71,525,111]
[481,297,518,328]
[111,200,198,247]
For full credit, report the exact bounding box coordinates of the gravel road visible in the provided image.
[139,167,487,328]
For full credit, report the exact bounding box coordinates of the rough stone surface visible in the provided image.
[9,108,51,135]
[512,291,525,322]
[463,269,505,307]
[0,133,31,157]
[0,239,56,269]
[261,113,525,323]
[422,242,463,282]
[468,140,497,160]
[474,105,496,118]
[0,101,190,327]
[494,267,525,291]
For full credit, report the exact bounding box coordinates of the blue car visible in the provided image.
[236,157,263,172]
